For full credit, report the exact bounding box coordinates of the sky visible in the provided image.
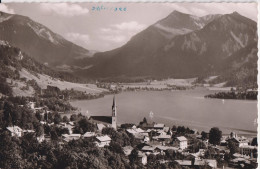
[0,3,257,52]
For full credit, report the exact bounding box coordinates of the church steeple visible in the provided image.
[112,95,117,130]
[112,95,116,117]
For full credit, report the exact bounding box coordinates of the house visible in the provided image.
[154,123,165,130]
[176,136,188,150]
[95,135,111,147]
[27,101,36,109]
[23,129,35,134]
[195,159,217,168]
[83,132,96,138]
[6,126,23,137]
[126,128,148,140]
[175,160,192,166]
[62,134,81,142]
[138,151,147,165]
[239,145,257,156]
[141,146,156,153]
[229,137,249,147]
[97,123,106,132]
[144,136,150,143]
[163,127,170,133]
[62,124,74,134]
[37,134,45,143]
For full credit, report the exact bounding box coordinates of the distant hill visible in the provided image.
[0,10,257,87]
[80,12,256,80]
[0,41,106,97]
[0,11,92,68]
[73,11,257,87]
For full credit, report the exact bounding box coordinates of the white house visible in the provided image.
[176,136,188,150]
[6,126,23,137]
[138,151,147,165]
[27,102,36,110]
[62,134,81,142]
[154,123,165,130]
[95,135,111,147]
[37,134,45,143]
[83,132,96,138]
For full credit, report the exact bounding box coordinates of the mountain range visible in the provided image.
[0,10,257,87]
[0,11,92,67]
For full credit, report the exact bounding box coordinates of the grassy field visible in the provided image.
[16,68,108,96]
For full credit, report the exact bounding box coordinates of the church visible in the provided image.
[89,96,117,130]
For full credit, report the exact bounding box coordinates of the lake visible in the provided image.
[70,88,257,135]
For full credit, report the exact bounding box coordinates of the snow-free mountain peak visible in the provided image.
[0,11,91,68]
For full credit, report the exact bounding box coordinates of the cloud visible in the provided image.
[112,21,146,32]
[65,32,90,46]
[0,4,15,14]
[99,21,147,43]
[100,35,126,43]
[40,3,89,17]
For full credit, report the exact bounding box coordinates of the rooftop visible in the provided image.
[175,160,191,166]
[177,136,187,142]
[154,123,165,128]
[6,126,23,132]
[89,116,112,124]
[96,135,111,142]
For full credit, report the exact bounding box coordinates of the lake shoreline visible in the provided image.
[70,89,257,136]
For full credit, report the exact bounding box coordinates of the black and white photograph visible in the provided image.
[0,2,257,168]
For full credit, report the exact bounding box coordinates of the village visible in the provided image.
[3,97,258,169]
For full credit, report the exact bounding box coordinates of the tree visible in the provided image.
[62,116,69,123]
[251,137,257,146]
[50,130,59,141]
[35,112,43,121]
[129,148,139,164]
[142,117,147,124]
[102,127,116,136]
[74,118,96,134]
[53,113,62,124]
[70,114,77,121]
[201,131,209,140]
[228,140,239,155]
[36,125,44,137]
[209,127,222,145]
[171,125,177,132]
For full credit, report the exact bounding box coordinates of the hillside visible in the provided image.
[0,11,92,68]
[76,11,221,78]
[0,41,107,97]
[77,11,257,88]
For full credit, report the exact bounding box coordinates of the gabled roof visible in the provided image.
[83,132,95,138]
[89,116,112,124]
[96,135,111,142]
[142,146,155,151]
[154,123,165,128]
[135,128,145,133]
[175,160,192,166]
[23,129,35,133]
[97,123,106,131]
[177,136,187,142]
[138,151,146,157]
[155,134,171,139]
[6,126,23,133]
[126,128,145,134]
[62,134,81,138]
